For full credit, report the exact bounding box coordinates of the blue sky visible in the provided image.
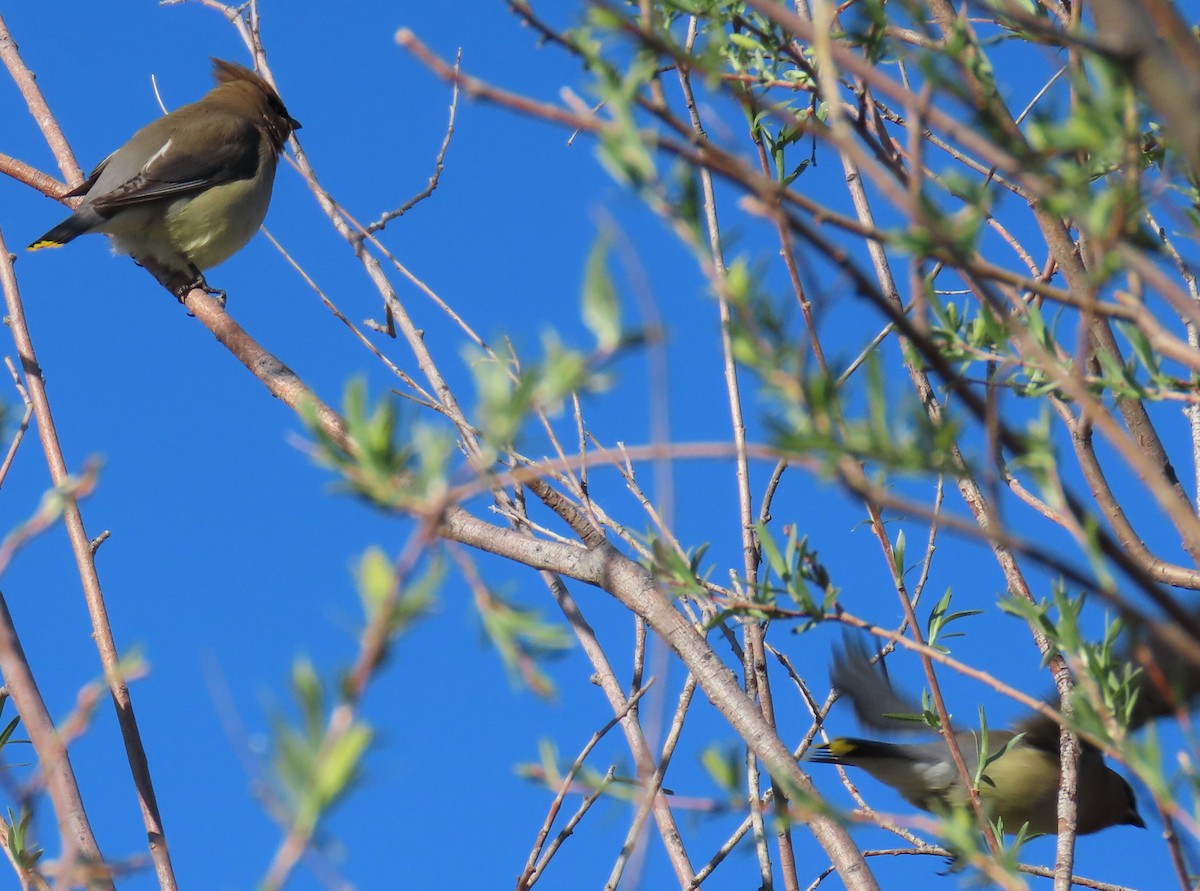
[0,2,1186,890]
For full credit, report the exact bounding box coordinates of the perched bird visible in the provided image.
[808,641,1145,836]
[28,58,300,299]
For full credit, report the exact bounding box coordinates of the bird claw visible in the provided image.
[173,272,226,309]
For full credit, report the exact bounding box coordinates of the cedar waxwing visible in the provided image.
[28,58,300,297]
[808,641,1145,836]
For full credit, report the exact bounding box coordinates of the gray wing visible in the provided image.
[831,637,934,734]
[88,111,261,212]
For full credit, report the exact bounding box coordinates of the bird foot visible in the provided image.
[173,274,226,309]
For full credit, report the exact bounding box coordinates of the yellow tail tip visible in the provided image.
[825,739,859,756]
[27,240,65,252]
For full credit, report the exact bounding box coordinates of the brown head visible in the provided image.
[208,58,301,152]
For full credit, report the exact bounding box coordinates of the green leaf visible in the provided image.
[0,715,19,750]
[700,742,742,800]
[927,587,981,648]
[315,724,373,806]
[478,588,572,698]
[292,657,324,741]
[356,547,396,619]
[582,236,622,353]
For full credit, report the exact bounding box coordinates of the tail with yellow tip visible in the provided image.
[28,213,98,251]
